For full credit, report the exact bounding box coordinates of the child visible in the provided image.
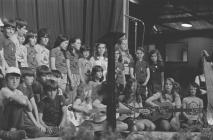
[90,43,108,81]
[38,79,67,136]
[1,67,44,138]
[119,79,155,131]
[68,83,93,126]
[50,35,69,93]
[18,67,45,132]
[24,31,38,70]
[146,78,181,131]
[79,45,93,84]
[88,65,104,100]
[32,65,52,104]
[182,83,203,129]
[35,28,50,67]
[148,49,164,94]
[115,48,126,100]
[130,47,150,105]
[116,37,134,82]
[66,37,82,104]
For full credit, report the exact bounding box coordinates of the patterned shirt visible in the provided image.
[35,44,49,67]
[26,44,38,69]
[66,51,79,75]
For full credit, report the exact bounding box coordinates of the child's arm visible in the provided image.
[38,113,49,128]
[143,67,150,86]
[78,61,85,84]
[145,92,161,107]
[26,111,46,132]
[66,59,73,87]
[161,72,164,90]
[93,99,106,112]
[182,98,189,119]
[59,106,67,128]
[2,88,28,106]
[50,57,56,70]
[30,97,39,122]
[122,70,126,86]
[130,67,135,79]
[73,98,89,114]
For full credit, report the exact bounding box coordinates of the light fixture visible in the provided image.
[181,23,192,28]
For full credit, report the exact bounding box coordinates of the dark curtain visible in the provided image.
[0,0,124,50]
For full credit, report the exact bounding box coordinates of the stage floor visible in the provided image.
[22,131,202,140]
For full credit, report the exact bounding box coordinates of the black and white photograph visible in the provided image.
[0,0,213,139]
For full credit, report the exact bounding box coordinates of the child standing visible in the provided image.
[66,37,82,104]
[148,49,164,94]
[79,45,93,84]
[90,43,108,81]
[130,47,150,105]
[25,31,38,70]
[50,35,69,93]
[182,83,204,128]
[115,48,126,100]
[35,28,50,67]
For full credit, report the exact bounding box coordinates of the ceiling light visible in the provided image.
[181,23,192,28]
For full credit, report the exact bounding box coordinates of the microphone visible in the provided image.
[124,15,144,25]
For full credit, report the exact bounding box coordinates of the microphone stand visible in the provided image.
[125,15,145,53]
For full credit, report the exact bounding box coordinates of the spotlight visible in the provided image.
[181,23,192,28]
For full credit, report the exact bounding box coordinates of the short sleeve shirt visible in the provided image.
[32,81,44,104]
[66,51,79,74]
[38,95,66,126]
[3,37,16,67]
[149,63,164,84]
[182,96,203,120]
[78,58,93,76]
[131,60,149,83]
[35,44,49,67]
[50,47,67,74]
[26,44,38,69]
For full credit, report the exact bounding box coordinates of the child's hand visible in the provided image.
[36,123,46,133]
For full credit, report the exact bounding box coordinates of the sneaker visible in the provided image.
[6,130,26,140]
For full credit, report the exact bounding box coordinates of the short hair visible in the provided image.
[3,19,16,28]
[24,30,37,45]
[20,67,35,77]
[51,69,62,78]
[37,28,49,43]
[36,65,51,77]
[15,18,28,29]
[53,34,69,48]
[44,79,58,92]
[136,47,144,53]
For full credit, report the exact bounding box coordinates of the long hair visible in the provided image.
[93,43,108,60]
[116,37,131,57]
[148,49,164,66]
[53,34,69,49]
[115,48,123,63]
[162,78,180,102]
[90,65,104,82]
[123,78,141,103]
[67,37,81,57]
[24,30,37,45]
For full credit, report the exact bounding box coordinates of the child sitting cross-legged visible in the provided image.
[38,79,70,136]
[181,82,204,131]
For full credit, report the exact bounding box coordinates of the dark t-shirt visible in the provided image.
[32,81,44,104]
[65,51,79,74]
[130,60,149,83]
[38,95,66,126]
[149,63,164,84]
[17,84,34,100]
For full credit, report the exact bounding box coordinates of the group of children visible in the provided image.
[0,17,209,140]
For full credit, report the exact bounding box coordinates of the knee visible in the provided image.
[135,123,145,131]
[160,120,171,131]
